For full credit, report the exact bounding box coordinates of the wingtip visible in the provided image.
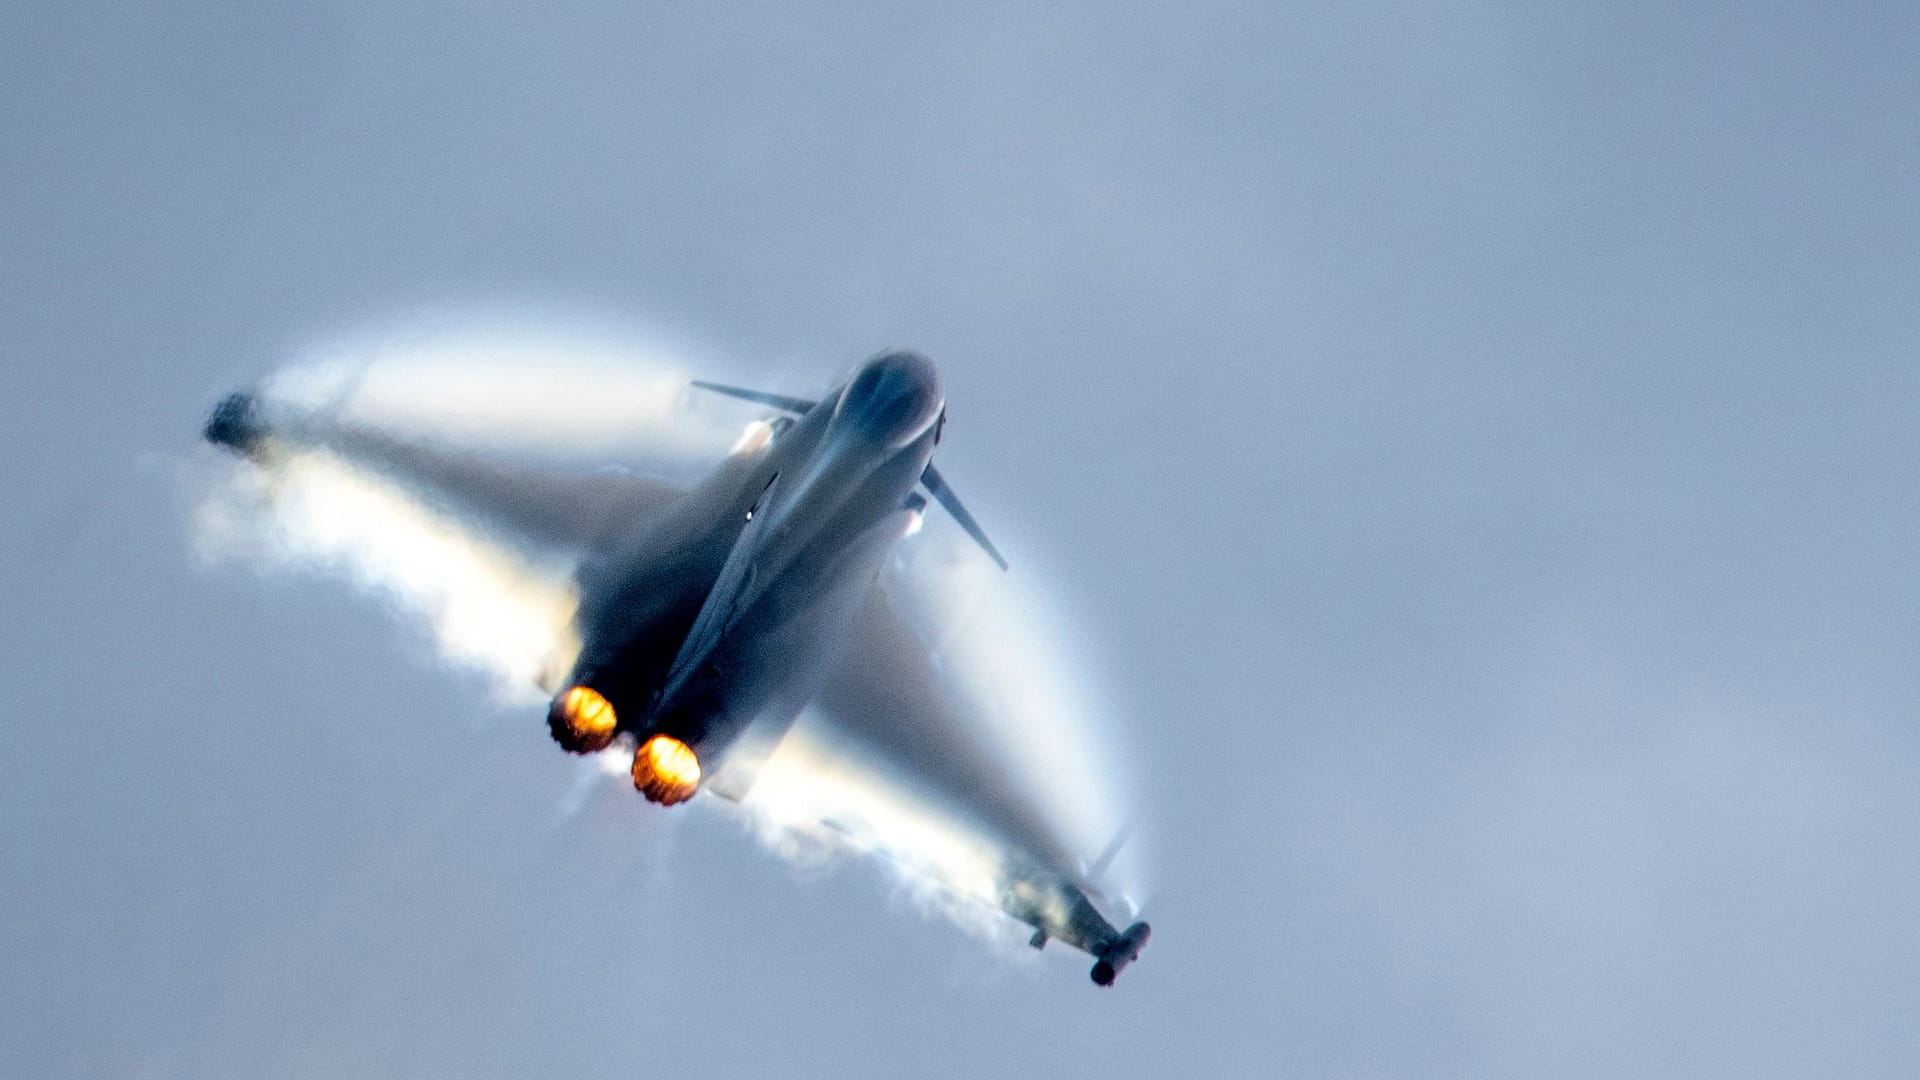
[203,391,266,453]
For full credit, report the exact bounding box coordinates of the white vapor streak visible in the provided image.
[886,520,1138,892]
[725,713,1024,944]
[195,447,582,705]
[264,327,746,476]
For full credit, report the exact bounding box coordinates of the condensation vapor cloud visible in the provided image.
[189,324,1137,947]
[195,444,583,704]
[191,325,745,703]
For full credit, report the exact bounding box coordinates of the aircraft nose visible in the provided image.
[833,350,943,449]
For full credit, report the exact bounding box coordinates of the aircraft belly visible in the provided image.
[563,452,777,708]
[664,508,917,795]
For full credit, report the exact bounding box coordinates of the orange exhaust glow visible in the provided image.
[548,685,618,753]
[632,734,702,805]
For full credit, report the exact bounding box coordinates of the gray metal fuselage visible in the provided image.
[564,351,944,775]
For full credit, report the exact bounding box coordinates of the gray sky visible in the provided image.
[3,3,1917,1077]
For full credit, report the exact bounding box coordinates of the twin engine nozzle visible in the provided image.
[548,686,701,806]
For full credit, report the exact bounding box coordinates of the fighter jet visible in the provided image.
[203,349,1150,986]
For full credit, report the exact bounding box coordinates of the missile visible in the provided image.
[204,391,267,454]
[1089,921,1151,986]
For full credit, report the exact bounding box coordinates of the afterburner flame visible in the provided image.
[632,734,702,805]
[548,685,618,754]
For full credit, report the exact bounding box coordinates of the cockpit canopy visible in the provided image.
[833,350,944,449]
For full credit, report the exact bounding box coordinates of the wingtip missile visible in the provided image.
[1089,921,1151,986]
[204,391,267,454]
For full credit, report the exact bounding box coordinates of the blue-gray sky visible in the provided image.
[3,3,1916,1077]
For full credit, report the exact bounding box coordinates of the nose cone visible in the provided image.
[833,350,944,449]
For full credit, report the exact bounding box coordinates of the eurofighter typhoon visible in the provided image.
[202,347,1150,986]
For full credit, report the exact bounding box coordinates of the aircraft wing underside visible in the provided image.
[790,582,1138,968]
[813,589,1083,878]
[206,391,686,558]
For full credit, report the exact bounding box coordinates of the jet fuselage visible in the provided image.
[563,350,944,774]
